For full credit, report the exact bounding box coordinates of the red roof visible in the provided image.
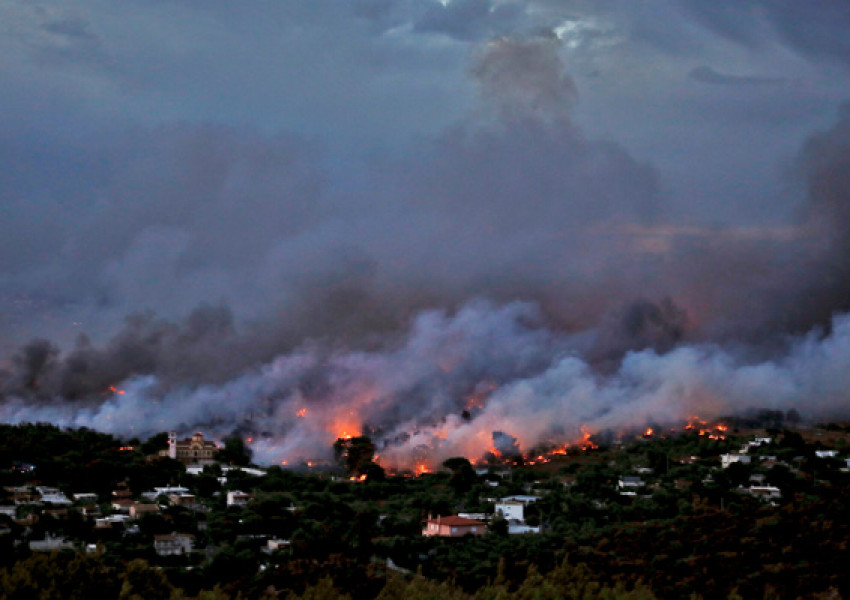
[427,515,483,527]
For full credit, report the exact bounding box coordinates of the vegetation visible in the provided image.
[1,421,849,599]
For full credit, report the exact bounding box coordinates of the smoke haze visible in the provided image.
[3,2,850,466]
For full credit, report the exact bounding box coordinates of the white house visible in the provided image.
[73,493,99,503]
[154,533,195,556]
[508,523,541,535]
[143,486,191,501]
[29,536,75,552]
[226,490,252,507]
[500,495,540,504]
[747,485,782,503]
[36,487,72,505]
[721,454,752,469]
[494,500,526,522]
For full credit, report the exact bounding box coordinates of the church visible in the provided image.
[159,432,219,464]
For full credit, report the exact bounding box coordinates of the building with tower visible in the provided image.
[159,432,219,464]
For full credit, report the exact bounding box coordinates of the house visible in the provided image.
[457,512,489,521]
[267,538,291,552]
[169,493,197,506]
[111,498,135,513]
[618,476,645,489]
[816,450,838,459]
[143,486,191,501]
[36,486,72,505]
[422,515,485,537]
[500,495,541,504]
[11,490,39,505]
[80,505,101,519]
[226,490,251,507]
[95,515,130,529]
[73,493,99,503]
[129,503,161,519]
[618,476,645,496]
[508,523,541,535]
[494,500,526,522]
[29,536,75,552]
[154,533,195,555]
[721,454,752,469]
[160,432,219,464]
[222,465,266,478]
[747,485,782,503]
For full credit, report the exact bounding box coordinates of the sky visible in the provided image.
[3,1,850,466]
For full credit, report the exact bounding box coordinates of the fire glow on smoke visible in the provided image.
[3,300,850,470]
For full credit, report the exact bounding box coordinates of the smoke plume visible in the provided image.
[3,36,850,467]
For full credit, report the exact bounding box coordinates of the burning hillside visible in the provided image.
[2,297,848,471]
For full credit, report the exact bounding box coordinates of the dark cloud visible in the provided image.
[413,0,528,41]
[42,17,98,41]
[3,2,850,464]
[678,1,850,67]
[689,65,788,87]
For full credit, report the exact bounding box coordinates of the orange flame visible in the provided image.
[296,408,307,418]
[109,385,126,395]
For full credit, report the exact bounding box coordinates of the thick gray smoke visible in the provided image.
[3,35,850,466]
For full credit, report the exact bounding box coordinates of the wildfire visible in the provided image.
[108,385,126,395]
[580,426,598,450]
[329,410,361,441]
[296,408,307,418]
[685,416,727,440]
[644,427,654,437]
[414,463,431,475]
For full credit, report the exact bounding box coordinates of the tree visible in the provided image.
[119,559,174,600]
[215,436,252,466]
[140,433,170,456]
[333,436,376,477]
[442,457,477,494]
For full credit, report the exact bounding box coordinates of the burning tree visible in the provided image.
[333,435,383,480]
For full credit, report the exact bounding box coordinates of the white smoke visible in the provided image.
[3,300,849,467]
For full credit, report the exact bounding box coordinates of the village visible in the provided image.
[1,417,850,598]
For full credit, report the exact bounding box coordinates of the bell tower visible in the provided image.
[168,431,178,460]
